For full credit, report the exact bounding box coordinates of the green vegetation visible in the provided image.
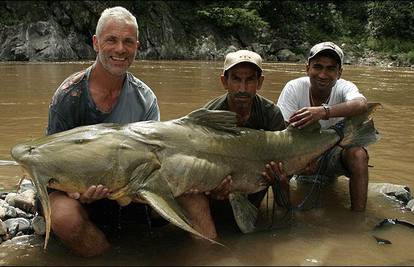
[0,1,412,65]
[188,0,413,65]
[197,7,268,32]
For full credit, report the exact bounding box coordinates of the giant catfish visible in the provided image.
[11,103,381,249]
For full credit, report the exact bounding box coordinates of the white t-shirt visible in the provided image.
[276,77,365,128]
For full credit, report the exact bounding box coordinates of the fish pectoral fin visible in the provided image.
[110,158,161,206]
[109,187,133,206]
[138,181,223,246]
[229,192,258,233]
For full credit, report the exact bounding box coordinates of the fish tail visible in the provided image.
[334,103,382,147]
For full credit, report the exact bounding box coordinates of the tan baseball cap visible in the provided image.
[308,41,344,66]
[223,50,263,74]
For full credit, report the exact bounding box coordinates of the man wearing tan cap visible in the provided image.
[177,50,287,240]
[276,41,369,211]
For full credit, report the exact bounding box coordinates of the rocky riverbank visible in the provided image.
[0,179,45,245]
[0,1,412,68]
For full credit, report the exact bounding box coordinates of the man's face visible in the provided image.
[221,63,263,108]
[306,55,342,92]
[93,19,139,76]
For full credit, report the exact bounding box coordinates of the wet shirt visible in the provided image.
[47,65,160,135]
[203,94,286,131]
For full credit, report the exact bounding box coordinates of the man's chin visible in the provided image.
[100,60,129,75]
[235,96,252,101]
[314,80,335,90]
[106,66,128,76]
[234,98,252,107]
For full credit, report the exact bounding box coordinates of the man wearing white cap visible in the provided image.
[178,50,287,240]
[276,41,369,211]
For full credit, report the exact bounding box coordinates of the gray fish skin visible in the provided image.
[10,104,381,249]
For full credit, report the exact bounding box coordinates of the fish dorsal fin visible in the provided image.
[177,108,241,134]
[287,121,322,132]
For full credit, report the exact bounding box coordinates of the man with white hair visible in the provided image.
[46,6,159,257]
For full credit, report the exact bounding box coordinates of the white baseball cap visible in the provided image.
[308,41,344,66]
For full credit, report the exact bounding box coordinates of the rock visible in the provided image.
[0,200,13,220]
[369,182,410,195]
[369,182,412,206]
[392,190,412,204]
[276,49,300,62]
[0,192,7,200]
[194,35,218,60]
[14,207,34,220]
[6,192,36,213]
[4,218,32,238]
[16,231,25,237]
[406,199,414,211]
[32,216,45,235]
[0,234,41,247]
[224,45,239,55]
[0,206,5,220]
[0,19,94,61]
[5,180,37,213]
[17,179,36,193]
[4,206,17,219]
[4,193,17,206]
[0,219,7,235]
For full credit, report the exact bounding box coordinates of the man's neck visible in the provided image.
[88,62,126,113]
[90,61,125,93]
[228,100,252,126]
[309,86,332,106]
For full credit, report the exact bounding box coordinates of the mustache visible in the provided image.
[235,92,252,98]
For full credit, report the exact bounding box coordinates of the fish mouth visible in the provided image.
[11,144,35,162]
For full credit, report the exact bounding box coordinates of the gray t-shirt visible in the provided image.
[47,65,160,135]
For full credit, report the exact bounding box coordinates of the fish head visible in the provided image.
[10,125,121,250]
[11,139,84,192]
[10,125,123,192]
[10,142,53,250]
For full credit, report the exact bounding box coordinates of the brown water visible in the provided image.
[0,61,413,265]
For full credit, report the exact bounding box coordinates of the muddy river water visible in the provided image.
[0,60,413,265]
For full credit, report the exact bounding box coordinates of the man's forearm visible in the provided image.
[328,98,367,118]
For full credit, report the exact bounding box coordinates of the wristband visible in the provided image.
[322,104,330,120]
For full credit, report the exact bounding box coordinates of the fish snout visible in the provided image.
[11,144,35,162]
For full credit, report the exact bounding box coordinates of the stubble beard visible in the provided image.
[98,53,132,77]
